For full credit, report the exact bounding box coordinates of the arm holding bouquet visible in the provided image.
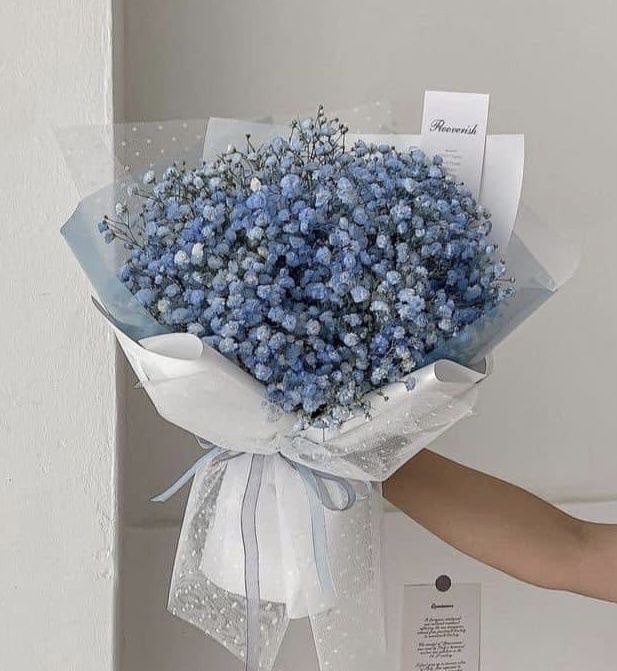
[385,450,617,603]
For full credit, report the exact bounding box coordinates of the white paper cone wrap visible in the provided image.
[115,324,485,467]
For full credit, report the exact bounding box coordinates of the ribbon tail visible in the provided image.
[151,446,225,502]
[241,454,266,671]
[166,453,289,671]
[293,462,337,598]
[282,455,373,605]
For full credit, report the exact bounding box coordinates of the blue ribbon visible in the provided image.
[152,442,368,671]
[150,444,231,502]
[287,459,358,511]
[240,455,265,671]
[281,456,369,598]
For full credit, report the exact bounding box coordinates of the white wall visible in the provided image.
[0,2,116,670]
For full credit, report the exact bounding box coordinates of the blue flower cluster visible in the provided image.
[100,108,512,427]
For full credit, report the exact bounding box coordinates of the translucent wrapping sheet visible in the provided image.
[306,485,386,671]
[58,120,208,340]
[169,455,385,671]
[168,459,289,671]
[58,109,578,671]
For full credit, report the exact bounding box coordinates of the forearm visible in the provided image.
[383,450,617,603]
[573,522,617,602]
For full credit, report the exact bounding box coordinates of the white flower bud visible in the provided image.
[249,177,262,193]
[191,242,204,262]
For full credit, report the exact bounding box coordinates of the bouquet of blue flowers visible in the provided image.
[60,104,575,671]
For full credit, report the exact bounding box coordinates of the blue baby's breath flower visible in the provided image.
[218,337,238,353]
[189,289,206,306]
[280,174,301,199]
[306,319,321,336]
[171,307,191,324]
[174,250,190,267]
[386,270,402,286]
[282,313,297,332]
[370,300,389,313]
[255,363,273,381]
[101,108,510,428]
[315,246,331,265]
[157,297,171,313]
[135,288,155,306]
[350,285,370,303]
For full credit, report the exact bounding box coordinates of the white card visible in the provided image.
[479,134,524,251]
[401,582,481,671]
[420,91,490,198]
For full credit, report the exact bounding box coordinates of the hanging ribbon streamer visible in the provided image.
[281,456,367,598]
[150,443,238,503]
[240,454,266,671]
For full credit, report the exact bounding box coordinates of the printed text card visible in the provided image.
[401,582,481,671]
[420,91,490,198]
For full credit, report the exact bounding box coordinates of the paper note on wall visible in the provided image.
[401,581,481,671]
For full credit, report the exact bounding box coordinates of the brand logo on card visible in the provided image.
[429,118,478,135]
